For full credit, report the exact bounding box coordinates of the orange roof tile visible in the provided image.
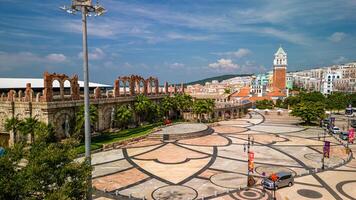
[230,86,250,97]
[267,87,286,97]
[248,96,272,102]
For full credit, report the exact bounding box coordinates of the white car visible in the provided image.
[331,127,341,134]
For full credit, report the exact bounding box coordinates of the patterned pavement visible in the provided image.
[90,111,355,200]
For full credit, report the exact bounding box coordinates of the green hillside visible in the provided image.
[186,74,251,85]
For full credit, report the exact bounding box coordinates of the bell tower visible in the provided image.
[272,45,287,90]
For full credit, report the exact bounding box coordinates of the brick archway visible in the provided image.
[42,72,80,102]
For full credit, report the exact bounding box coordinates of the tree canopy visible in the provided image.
[0,121,90,200]
[291,101,326,124]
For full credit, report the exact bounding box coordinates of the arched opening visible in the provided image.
[52,79,62,100]
[63,79,71,99]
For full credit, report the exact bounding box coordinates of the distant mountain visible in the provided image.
[185,74,252,85]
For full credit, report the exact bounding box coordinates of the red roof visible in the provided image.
[248,96,272,102]
[267,87,286,97]
[230,86,250,97]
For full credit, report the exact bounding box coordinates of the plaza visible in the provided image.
[87,110,355,200]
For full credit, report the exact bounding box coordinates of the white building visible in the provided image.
[321,68,342,95]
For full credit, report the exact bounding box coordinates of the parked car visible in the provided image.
[339,131,349,141]
[351,119,356,128]
[262,171,294,190]
[322,119,330,127]
[330,126,341,134]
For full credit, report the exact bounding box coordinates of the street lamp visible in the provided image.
[61,1,106,199]
[244,135,254,187]
[321,127,327,170]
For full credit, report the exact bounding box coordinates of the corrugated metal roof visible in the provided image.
[0,78,112,89]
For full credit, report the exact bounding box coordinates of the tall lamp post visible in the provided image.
[244,135,254,187]
[61,1,106,199]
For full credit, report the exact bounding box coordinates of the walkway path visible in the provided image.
[91,111,355,200]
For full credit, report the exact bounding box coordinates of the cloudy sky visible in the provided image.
[0,0,355,84]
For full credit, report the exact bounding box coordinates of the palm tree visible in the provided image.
[192,99,215,122]
[115,105,133,129]
[17,117,39,143]
[175,94,193,117]
[4,117,20,143]
[74,105,98,140]
[134,94,153,124]
[161,96,176,119]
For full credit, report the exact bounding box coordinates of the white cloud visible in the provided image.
[328,32,346,42]
[216,48,251,58]
[78,48,105,60]
[169,62,185,69]
[0,51,69,73]
[333,56,347,64]
[46,53,67,62]
[166,33,213,41]
[209,59,239,71]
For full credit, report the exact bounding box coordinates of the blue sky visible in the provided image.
[0,0,355,84]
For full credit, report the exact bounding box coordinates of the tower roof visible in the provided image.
[275,46,287,56]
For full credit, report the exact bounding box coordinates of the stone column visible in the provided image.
[155,79,159,94]
[181,83,184,93]
[164,82,169,94]
[123,82,127,96]
[114,79,120,97]
[130,80,135,96]
[94,87,101,99]
[60,81,65,100]
[143,81,148,95]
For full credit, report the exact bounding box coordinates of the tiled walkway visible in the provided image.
[90,111,355,200]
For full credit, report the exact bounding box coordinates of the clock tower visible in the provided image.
[272,46,287,91]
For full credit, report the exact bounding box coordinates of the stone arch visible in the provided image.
[224,110,231,119]
[53,109,75,139]
[117,76,131,96]
[146,76,159,95]
[63,79,71,98]
[100,105,115,131]
[42,72,80,102]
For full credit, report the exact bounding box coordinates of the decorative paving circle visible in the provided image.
[336,180,356,200]
[297,189,323,199]
[304,153,343,166]
[255,165,297,177]
[212,126,248,134]
[152,185,197,200]
[345,160,356,169]
[210,173,246,189]
[232,188,271,200]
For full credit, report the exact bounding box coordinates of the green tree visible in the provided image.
[4,117,20,143]
[347,93,356,107]
[0,122,91,200]
[134,94,153,124]
[299,91,326,103]
[17,117,39,143]
[224,88,231,94]
[175,94,193,117]
[74,105,99,140]
[115,105,133,129]
[291,101,326,125]
[192,99,215,122]
[161,96,177,119]
[256,100,274,109]
[326,92,348,112]
[283,96,301,108]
